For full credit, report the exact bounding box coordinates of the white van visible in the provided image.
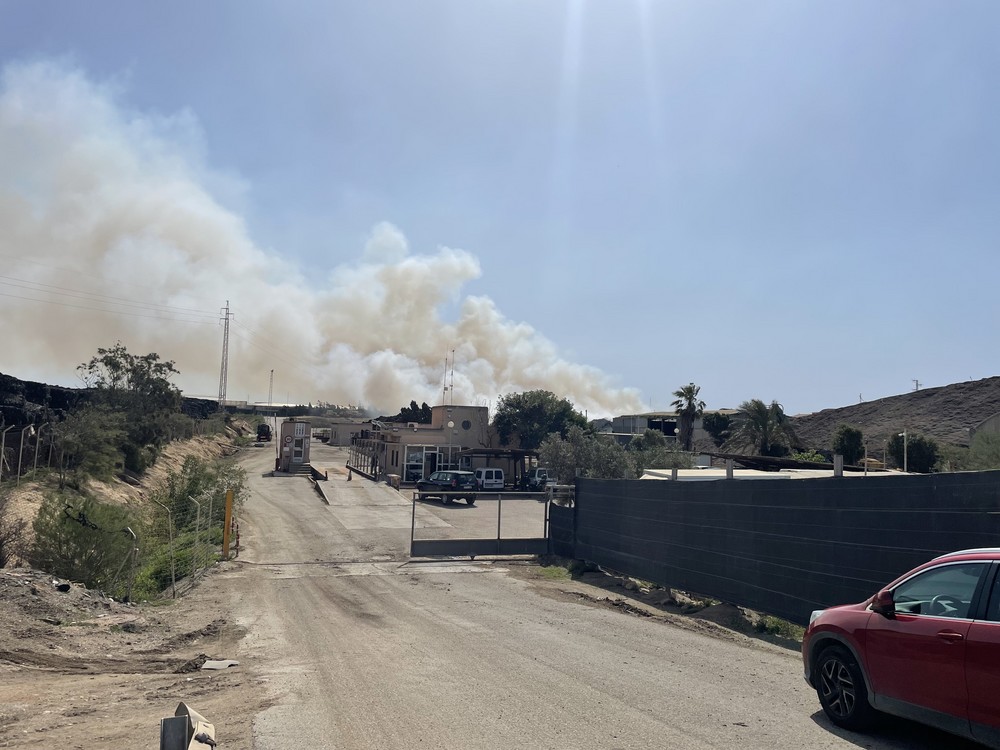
[474,467,504,491]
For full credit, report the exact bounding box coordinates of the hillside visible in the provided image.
[790,377,1000,451]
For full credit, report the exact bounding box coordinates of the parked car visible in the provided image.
[802,548,1000,748]
[521,467,552,491]
[474,467,504,491]
[416,471,478,505]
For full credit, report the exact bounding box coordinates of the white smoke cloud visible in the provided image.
[0,61,643,417]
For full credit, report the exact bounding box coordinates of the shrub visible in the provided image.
[0,486,26,568]
[29,492,137,598]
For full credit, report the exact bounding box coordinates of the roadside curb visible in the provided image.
[311,478,331,505]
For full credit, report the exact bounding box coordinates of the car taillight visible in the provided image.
[451,479,457,487]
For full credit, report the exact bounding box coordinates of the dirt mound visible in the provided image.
[790,376,1000,450]
[0,562,261,749]
[0,568,242,675]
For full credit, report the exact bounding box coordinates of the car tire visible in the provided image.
[466,496,476,506]
[815,645,877,731]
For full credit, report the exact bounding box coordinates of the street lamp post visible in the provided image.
[898,431,908,473]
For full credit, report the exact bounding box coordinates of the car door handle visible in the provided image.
[937,631,964,642]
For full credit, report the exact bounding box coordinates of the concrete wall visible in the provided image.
[560,471,1000,625]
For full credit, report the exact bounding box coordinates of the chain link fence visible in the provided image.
[0,417,241,602]
[145,490,238,599]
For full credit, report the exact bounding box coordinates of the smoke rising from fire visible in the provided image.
[0,61,643,416]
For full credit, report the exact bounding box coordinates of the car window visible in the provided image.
[892,562,986,618]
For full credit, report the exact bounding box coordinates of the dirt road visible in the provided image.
[225,445,981,749]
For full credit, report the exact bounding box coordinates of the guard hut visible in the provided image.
[278,418,311,473]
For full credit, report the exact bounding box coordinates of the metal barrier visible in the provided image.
[409,490,551,558]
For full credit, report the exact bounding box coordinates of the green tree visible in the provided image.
[965,433,1000,470]
[627,428,667,452]
[78,342,182,414]
[51,405,126,484]
[725,399,799,457]
[539,425,629,480]
[153,456,248,530]
[701,413,731,448]
[832,425,864,465]
[627,430,694,476]
[77,343,184,473]
[671,382,706,452]
[888,432,939,473]
[493,390,587,451]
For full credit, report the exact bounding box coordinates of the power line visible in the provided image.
[0,251,220,309]
[0,289,218,324]
[0,274,217,316]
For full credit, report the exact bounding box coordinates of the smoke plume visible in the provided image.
[0,61,642,416]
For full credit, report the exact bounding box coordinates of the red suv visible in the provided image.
[802,548,1000,748]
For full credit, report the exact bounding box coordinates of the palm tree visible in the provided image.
[724,399,799,456]
[671,382,706,452]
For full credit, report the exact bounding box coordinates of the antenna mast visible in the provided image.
[442,356,449,404]
[218,300,232,412]
[450,349,455,405]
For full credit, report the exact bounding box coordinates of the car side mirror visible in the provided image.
[871,588,895,618]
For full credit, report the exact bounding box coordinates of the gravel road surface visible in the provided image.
[217,443,983,749]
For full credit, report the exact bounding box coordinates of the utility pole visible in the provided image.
[218,301,232,412]
[268,369,274,408]
[913,379,921,391]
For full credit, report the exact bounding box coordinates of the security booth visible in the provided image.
[278,418,311,472]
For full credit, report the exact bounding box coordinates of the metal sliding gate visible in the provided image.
[409,492,551,558]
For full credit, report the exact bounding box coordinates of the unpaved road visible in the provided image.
[212,444,982,749]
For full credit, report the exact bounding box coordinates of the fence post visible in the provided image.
[124,527,138,603]
[0,425,15,482]
[15,424,31,486]
[152,500,176,598]
[32,423,48,479]
[222,489,234,560]
[190,496,202,581]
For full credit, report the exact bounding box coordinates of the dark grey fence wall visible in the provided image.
[549,504,574,558]
[564,472,1000,626]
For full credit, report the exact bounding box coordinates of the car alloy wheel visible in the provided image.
[815,646,875,730]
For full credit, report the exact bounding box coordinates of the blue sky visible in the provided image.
[1,1,998,415]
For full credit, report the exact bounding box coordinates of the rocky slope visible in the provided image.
[790,377,1000,450]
